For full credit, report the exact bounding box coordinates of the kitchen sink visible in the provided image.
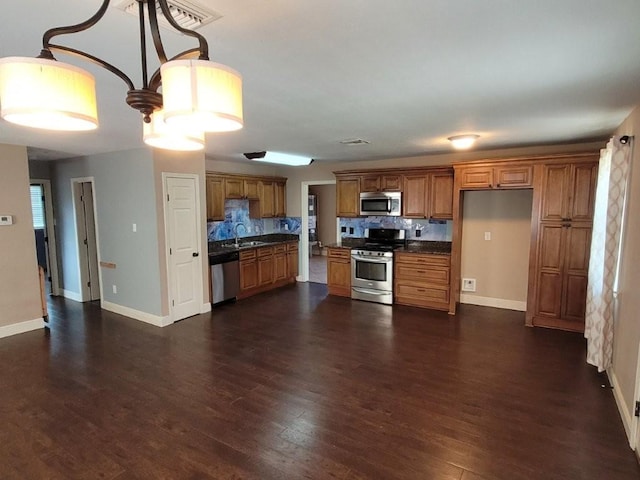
[238,241,268,247]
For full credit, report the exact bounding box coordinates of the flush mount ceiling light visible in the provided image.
[243,151,313,166]
[448,134,480,150]
[0,0,243,151]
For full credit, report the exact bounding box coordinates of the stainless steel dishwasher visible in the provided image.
[210,250,240,305]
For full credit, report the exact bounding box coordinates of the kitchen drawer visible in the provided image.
[287,243,299,252]
[328,248,351,260]
[395,252,450,267]
[396,265,449,285]
[239,249,256,260]
[395,283,450,309]
[273,245,286,254]
[257,246,273,257]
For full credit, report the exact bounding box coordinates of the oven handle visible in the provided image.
[351,254,393,263]
[352,287,391,296]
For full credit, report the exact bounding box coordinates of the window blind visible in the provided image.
[30,185,45,229]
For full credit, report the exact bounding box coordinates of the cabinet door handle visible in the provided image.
[496,183,501,188]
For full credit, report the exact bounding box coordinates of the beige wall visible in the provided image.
[0,144,42,327]
[309,184,337,247]
[460,190,533,308]
[154,149,208,313]
[611,105,640,427]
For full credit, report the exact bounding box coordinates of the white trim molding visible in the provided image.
[62,289,83,302]
[460,294,527,312]
[201,303,211,314]
[609,369,635,448]
[0,318,45,339]
[102,301,173,328]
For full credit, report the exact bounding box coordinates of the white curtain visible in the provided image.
[585,136,632,372]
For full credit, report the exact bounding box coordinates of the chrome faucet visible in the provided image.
[233,223,247,246]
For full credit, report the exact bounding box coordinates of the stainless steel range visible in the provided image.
[351,228,405,305]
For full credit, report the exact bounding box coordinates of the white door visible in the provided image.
[166,175,202,321]
[633,342,640,451]
[73,181,100,301]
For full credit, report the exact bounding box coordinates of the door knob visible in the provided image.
[192,252,199,257]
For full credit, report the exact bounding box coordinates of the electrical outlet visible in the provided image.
[415,228,422,237]
[341,226,347,233]
[484,231,491,241]
[462,278,476,292]
[132,223,137,232]
[112,285,117,294]
[349,227,354,234]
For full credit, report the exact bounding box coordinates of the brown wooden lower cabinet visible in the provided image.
[287,243,299,278]
[238,241,298,299]
[239,250,258,292]
[327,247,351,297]
[273,245,287,283]
[531,221,591,332]
[394,252,450,311]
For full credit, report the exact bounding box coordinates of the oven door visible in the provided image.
[351,253,393,292]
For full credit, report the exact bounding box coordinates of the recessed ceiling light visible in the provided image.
[448,134,480,150]
[244,151,312,166]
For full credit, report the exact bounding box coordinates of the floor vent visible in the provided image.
[117,0,222,31]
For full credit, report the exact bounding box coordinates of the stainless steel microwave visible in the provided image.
[359,191,402,216]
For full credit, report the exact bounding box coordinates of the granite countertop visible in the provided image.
[208,233,299,258]
[397,241,452,255]
[326,239,451,255]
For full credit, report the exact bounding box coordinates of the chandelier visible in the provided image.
[0,0,243,151]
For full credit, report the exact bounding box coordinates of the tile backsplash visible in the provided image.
[339,216,452,241]
[207,199,301,241]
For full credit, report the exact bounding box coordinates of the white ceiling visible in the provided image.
[2,0,640,163]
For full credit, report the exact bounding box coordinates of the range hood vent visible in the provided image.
[117,0,222,31]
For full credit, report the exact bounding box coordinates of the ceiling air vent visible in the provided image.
[117,0,222,31]
[340,138,370,146]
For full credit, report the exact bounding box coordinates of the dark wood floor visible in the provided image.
[1,283,638,479]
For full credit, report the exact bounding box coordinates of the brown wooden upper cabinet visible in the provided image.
[336,177,360,217]
[206,175,225,221]
[458,164,533,189]
[206,173,287,219]
[225,177,259,199]
[403,171,453,219]
[360,174,402,193]
[259,180,275,218]
[540,163,598,222]
[275,182,286,217]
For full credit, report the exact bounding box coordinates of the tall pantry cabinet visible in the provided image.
[527,159,598,332]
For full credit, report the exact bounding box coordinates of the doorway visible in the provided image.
[72,178,101,302]
[30,179,60,296]
[163,174,204,322]
[300,180,336,283]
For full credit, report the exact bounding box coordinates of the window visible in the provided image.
[30,185,45,229]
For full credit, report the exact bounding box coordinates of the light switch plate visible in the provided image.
[0,215,13,225]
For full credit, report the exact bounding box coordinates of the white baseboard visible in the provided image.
[609,369,634,448]
[102,301,173,327]
[0,317,45,339]
[460,294,526,312]
[201,302,211,314]
[62,289,82,302]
